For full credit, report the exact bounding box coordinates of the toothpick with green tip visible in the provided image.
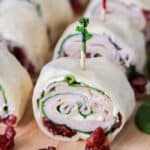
[76,18,93,70]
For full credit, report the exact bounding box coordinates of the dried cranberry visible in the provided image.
[4,39,36,78]
[69,0,87,14]
[0,126,16,150]
[47,147,56,150]
[42,118,77,138]
[10,46,35,78]
[56,125,77,137]
[108,112,122,134]
[39,146,56,150]
[130,74,148,95]
[142,9,150,21]
[86,52,91,58]
[0,115,16,150]
[117,112,122,129]
[5,126,16,140]
[94,53,101,58]
[0,134,7,144]
[85,127,110,150]
[0,144,7,150]
[3,115,17,126]
[0,117,3,123]
[63,52,69,57]
[146,41,150,50]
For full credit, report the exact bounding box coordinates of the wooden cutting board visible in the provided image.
[14,96,150,150]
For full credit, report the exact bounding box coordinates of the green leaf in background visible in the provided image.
[135,101,150,134]
[126,65,136,80]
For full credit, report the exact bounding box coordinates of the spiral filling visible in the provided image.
[37,75,121,138]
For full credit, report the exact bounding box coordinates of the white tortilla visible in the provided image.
[0,48,33,124]
[0,0,49,73]
[33,57,135,141]
[31,0,74,45]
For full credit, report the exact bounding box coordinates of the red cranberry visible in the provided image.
[42,118,77,138]
[0,134,7,144]
[38,146,56,150]
[5,126,16,140]
[11,46,35,78]
[94,53,101,58]
[63,52,69,57]
[142,9,150,21]
[5,39,36,78]
[130,74,148,94]
[86,127,110,150]
[3,115,17,126]
[0,115,16,150]
[47,147,56,150]
[117,112,122,129]
[0,126,16,150]
[0,116,3,123]
[69,0,87,14]
[86,52,91,58]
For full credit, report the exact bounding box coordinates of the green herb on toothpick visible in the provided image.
[135,101,150,134]
[76,18,93,70]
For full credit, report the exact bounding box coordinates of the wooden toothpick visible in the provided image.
[101,0,107,21]
[76,18,93,70]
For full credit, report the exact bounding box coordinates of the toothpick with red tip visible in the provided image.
[101,0,107,21]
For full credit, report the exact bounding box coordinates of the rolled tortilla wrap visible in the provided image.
[84,0,146,31]
[54,21,146,74]
[0,0,49,78]
[119,0,150,42]
[0,48,33,124]
[27,0,74,45]
[33,57,135,141]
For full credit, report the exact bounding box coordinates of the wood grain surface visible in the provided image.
[14,96,150,150]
